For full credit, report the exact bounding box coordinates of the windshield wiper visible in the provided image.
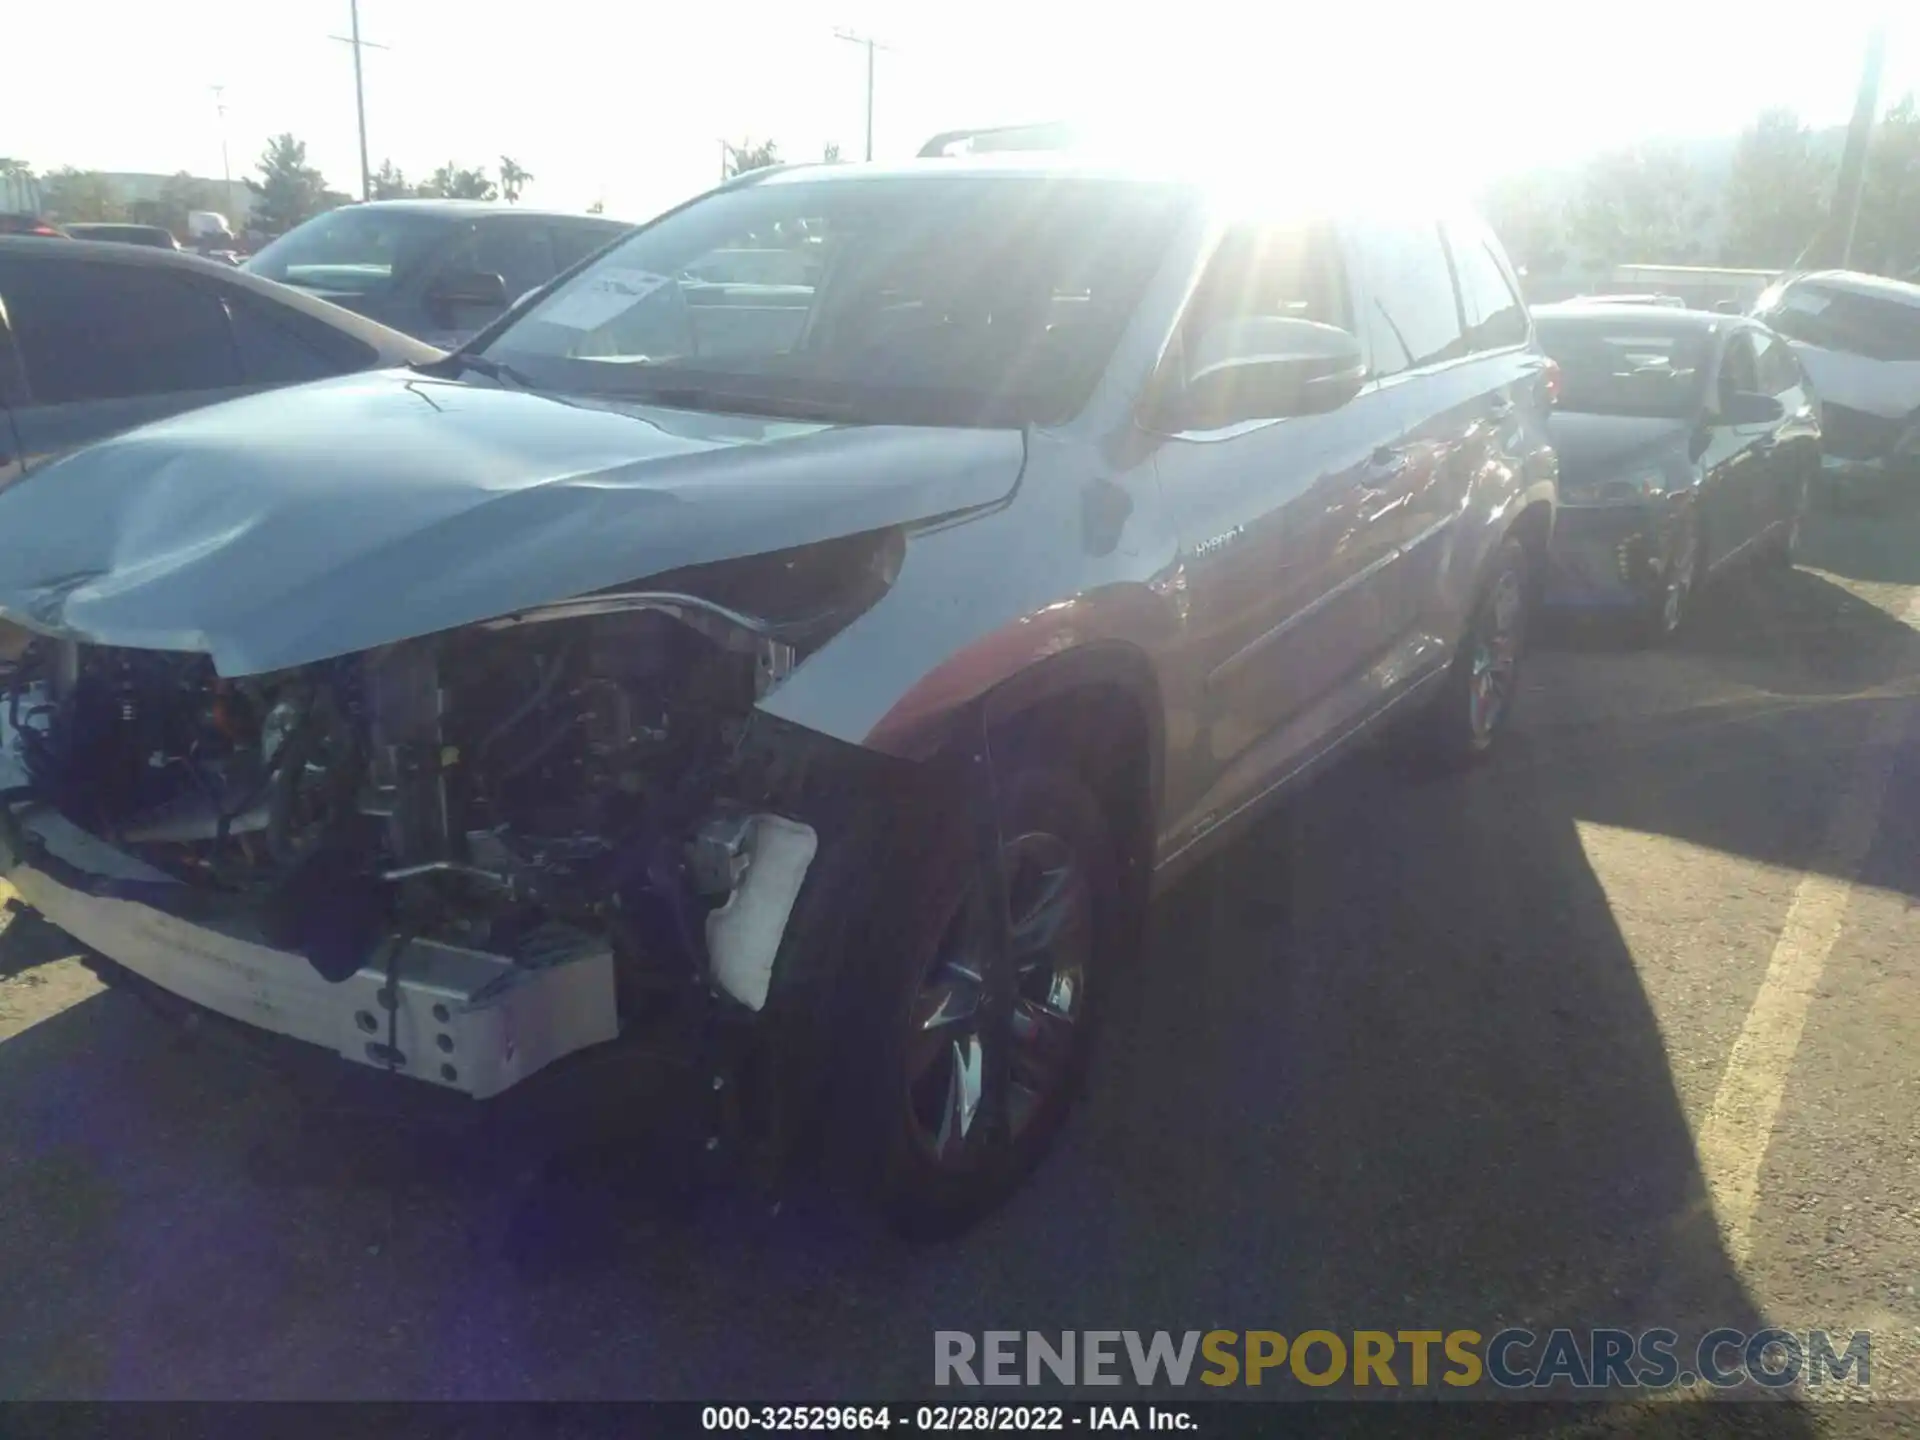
[415,353,538,389]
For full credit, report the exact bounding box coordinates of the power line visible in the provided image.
[329,0,389,201]
[832,28,893,161]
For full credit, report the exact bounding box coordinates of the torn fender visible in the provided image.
[0,369,1025,676]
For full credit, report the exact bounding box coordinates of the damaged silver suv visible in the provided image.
[0,156,1554,1235]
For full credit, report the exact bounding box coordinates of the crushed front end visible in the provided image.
[0,534,918,1134]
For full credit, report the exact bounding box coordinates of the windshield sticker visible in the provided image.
[535,269,676,330]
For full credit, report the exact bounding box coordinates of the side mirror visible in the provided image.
[1720,390,1785,426]
[1153,317,1366,432]
[430,269,509,311]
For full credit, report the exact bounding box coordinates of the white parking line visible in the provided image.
[1695,589,1920,1264]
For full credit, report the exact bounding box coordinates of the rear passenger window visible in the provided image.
[1360,220,1466,377]
[1447,225,1528,352]
[0,259,241,404]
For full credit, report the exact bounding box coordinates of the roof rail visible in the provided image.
[917,122,1078,159]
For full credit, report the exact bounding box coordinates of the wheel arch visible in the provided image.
[973,642,1164,911]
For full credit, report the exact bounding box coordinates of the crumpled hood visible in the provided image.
[0,369,1024,675]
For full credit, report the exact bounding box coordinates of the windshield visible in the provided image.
[1535,316,1714,419]
[480,174,1190,426]
[246,208,455,297]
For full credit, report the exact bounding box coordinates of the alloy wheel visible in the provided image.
[1468,569,1525,746]
[904,829,1091,1169]
[1785,481,1809,562]
[1659,523,1700,634]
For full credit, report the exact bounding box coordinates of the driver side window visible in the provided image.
[443,222,556,306]
[1172,222,1349,389]
[1717,332,1760,407]
[1752,331,1800,398]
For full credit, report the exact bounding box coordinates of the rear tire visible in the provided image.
[838,764,1119,1240]
[1418,535,1530,767]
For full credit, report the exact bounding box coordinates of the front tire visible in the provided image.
[1758,477,1809,570]
[1634,511,1700,644]
[1420,535,1530,766]
[844,765,1119,1240]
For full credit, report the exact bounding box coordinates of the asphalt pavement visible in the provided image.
[5,493,1920,1430]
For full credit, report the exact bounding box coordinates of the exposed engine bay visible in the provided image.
[0,533,906,1097]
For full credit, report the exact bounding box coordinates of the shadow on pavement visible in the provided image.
[1527,561,1920,906]
[1800,482,1920,588]
[0,900,84,980]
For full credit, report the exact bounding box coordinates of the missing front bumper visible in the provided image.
[0,802,619,1098]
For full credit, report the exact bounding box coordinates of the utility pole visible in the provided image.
[1795,23,1887,273]
[329,0,388,201]
[211,85,231,191]
[832,28,892,161]
[1835,23,1888,270]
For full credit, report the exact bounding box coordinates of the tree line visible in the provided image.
[0,161,240,239]
[5,130,847,241]
[1483,97,1920,283]
[0,137,547,240]
[18,100,1914,276]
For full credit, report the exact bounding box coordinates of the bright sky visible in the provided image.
[5,2,1915,221]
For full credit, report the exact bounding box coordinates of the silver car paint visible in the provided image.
[764,206,1557,886]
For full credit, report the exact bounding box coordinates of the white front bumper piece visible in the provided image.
[1,803,619,1098]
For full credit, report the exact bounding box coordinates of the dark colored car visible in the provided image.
[243,199,633,348]
[63,222,181,251]
[0,160,1555,1235]
[1536,303,1820,640]
[0,237,441,487]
